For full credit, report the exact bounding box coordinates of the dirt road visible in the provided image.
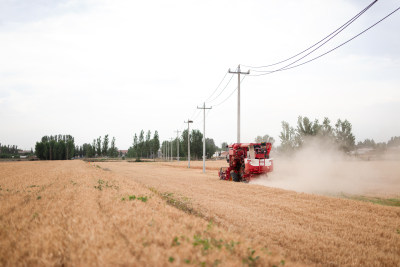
[97,160,400,266]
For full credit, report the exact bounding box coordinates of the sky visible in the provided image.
[0,0,399,150]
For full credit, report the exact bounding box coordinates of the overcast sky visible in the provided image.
[1,0,399,150]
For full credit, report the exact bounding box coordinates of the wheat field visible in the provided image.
[1,159,399,266]
[0,161,287,266]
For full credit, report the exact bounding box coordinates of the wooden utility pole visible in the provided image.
[228,64,250,143]
[197,102,212,173]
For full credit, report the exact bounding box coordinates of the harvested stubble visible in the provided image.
[0,161,285,266]
[97,160,400,266]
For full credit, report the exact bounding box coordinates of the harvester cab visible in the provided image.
[219,142,273,182]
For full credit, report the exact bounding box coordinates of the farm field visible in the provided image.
[0,160,287,266]
[1,159,400,266]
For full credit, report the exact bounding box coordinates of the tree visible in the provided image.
[205,138,217,159]
[279,121,296,153]
[297,116,321,137]
[320,117,334,137]
[180,129,189,158]
[387,136,400,147]
[254,135,275,145]
[220,142,228,151]
[138,130,144,159]
[96,137,101,157]
[109,137,117,157]
[34,134,75,160]
[35,142,45,159]
[357,139,376,148]
[295,116,322,147]
[335,119,355,152]
[92,139,96,157]
[82,143,92,157]
[152,131,160,158]
[126,130,161,159]
[191,130,203,159]
[145,130,151,158]
[102,134,109,156]
[66,135,74,159]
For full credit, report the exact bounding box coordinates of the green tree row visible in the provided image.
[35,135,75,160]
[127,130,160,161]
[161,129,217,160]
[356,136,400,151]
[0,143,33,158]
[78,134,119,158]
[279,116,356,153]
[0,143,19,158]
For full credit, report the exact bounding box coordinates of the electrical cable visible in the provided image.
[207,72,235,103]
[205,109,212,119]
[249,0,379,76]
[250,5,400,76]
[204,71,229,102]
[192,108,202,121]
[212,76,246,108]
[243,0,377,70]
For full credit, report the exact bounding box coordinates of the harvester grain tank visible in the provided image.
[218,142,273,182]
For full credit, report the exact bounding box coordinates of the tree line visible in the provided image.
[0,143,32,158]
[35,135,75,160]
[78,134,119,158]
[356,136,400,151]
[126,130,160,161]
[278,116,356,153]
[161,129,217,160]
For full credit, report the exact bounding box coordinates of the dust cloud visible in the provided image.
[251,138,400,197]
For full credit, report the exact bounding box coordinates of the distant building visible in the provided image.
[213,150,228,160]
[118,150,128,156]
[18,150,32,155]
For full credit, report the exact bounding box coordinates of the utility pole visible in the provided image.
[197,102,212,173]
[228,64,250,143]
[175,130,181,162]
[184,119,193,168]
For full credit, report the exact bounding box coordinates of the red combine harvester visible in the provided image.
[219,142,273,182]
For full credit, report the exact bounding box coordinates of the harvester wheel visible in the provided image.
[231,171,240,182]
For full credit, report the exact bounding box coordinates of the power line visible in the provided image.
[185,71,232,127]
[205,108,212,119]
[249,5,400,76]
[206,66,238,104]
[204,71,229,102]
[213,76,246,108]
[207,72,235,103]
[243,0,378,70]
[192,109,202,121]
